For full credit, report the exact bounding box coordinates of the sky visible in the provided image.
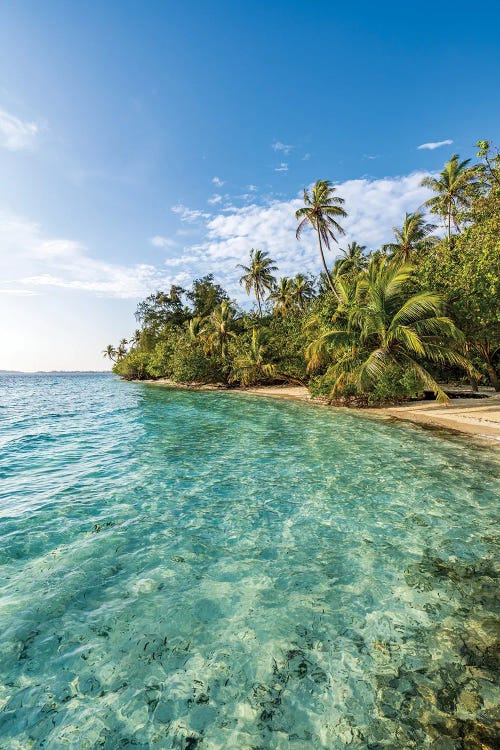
[1,0,499,371]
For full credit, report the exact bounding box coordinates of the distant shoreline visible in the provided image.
[137,379,500,446]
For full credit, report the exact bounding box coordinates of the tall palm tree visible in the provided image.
[291,273,316,310]
[237,248,277,316]
[205,301,235,359]
[306,258,472,402]
[269,277,295,317]
[295,180,347,296]
[334,241,368,276]
[102,344,117,363]
[382,212,437,262]
[230,328,277,386]
[421,154,473,241]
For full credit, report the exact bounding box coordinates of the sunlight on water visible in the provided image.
[0,374,498,749]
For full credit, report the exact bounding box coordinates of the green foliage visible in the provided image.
[146,332,179,378]
[417,198,500,388]
[170,341,224,383]
[309,364,423,403]
[228,328,277,386]
[266,314,308,381]
[135,287,188,330]
[306,258,471,402]
[186,274,229,318]
[113,351,151,380]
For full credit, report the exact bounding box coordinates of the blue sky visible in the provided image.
[1,0,499,370]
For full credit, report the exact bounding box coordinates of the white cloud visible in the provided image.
[0,212,188,299]
[171,204,211,222]
[275,162,289,173]
[189,171,434,299]
[150,235,177,248]
[247,184,258,192]
[272,141,293,155]
[212,176,225,186]
[302,153,311,161]
[207,194,223,204]
[0,288,40,296]
[0,108,39,151]
[0,171,435,305]
[418,139,453,150]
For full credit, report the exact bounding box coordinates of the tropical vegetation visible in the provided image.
[106,141,499,403]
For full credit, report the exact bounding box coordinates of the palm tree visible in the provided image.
[117,339,128,360]
[295,180,347,296]
[382,212,437,262]
[237,248,277,316]
[269,277,295,317]
[205,301,235,359]
[421,155,473,241]
[230,328,277,386]
[334,241,368,276]
[306,258,472,402]
[102,344,117,363]
[186,316,204,341]
[291,273,316,310]
[129,329,142,348]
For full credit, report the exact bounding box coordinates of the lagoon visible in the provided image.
[0,373,498,748]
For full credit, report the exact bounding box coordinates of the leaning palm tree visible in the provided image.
[306,258,473,402]
[237,248,277,316]
[230,328,277,387]
[291,273,316,310]
[334,241,368,276]
[295,180,347,296]
[421,154,473,241]
[269,276,295,317]
[102,344,118,363]
[117,339,128,360]
[204,301,235,359]
[382,212,437,262]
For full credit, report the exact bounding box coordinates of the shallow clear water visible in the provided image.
[0,373,498,749]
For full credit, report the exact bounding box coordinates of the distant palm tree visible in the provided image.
[237,248,277,316]
[334,241,368,276]
[205,301,235,359]
[129,329,142,347]
[117,339,128,360]
[382,212,437,262]
[102,344,117,362]
[230,328,277,386]
[421,154,473,240]
[291,273,316,310]
[269,277,295,317]
[306,258,472,401]
[295,180,347,297]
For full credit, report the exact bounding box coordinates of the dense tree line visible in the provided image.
[106,142,499,403]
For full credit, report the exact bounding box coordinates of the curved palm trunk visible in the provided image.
[317,226,339,300]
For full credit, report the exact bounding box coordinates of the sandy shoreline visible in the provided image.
[139,379,500,445]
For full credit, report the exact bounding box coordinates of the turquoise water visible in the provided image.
[0,373,498,749]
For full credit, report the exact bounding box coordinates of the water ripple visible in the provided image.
[0,373,498,749]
